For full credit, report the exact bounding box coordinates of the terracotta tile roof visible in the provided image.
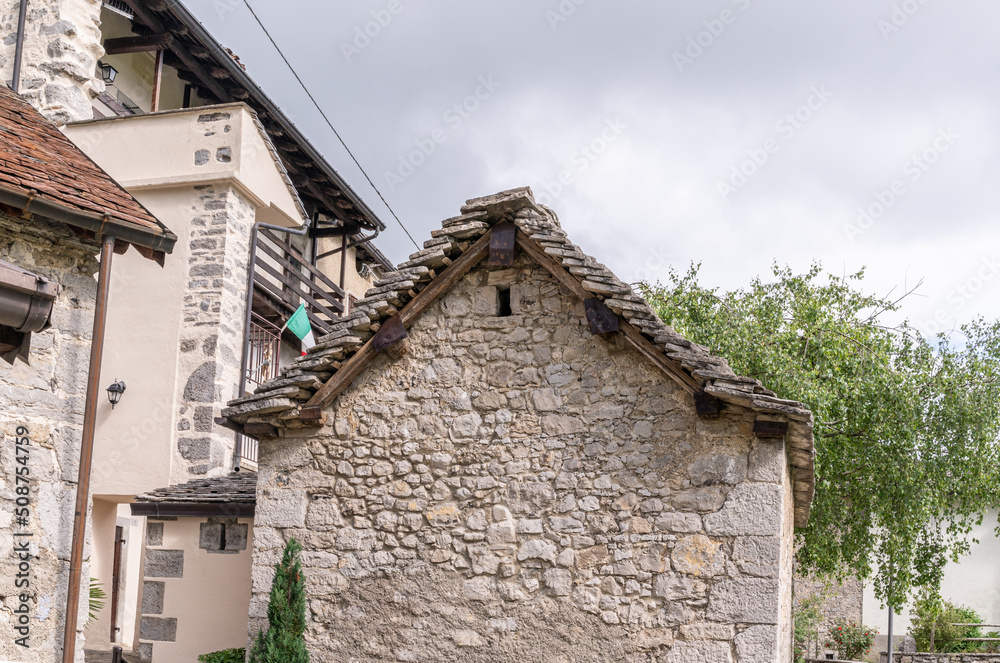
[0,86,173,244]
[223,187,816,526]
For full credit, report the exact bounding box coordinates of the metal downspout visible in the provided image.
[62,234,116,663]
[11,0,28,93]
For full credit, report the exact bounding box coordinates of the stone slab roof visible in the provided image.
[134,473,257,505]
[0,86,175,255]
[223,187,816,525]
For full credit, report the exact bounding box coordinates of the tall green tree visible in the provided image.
[642,263,1000,609]
[249,538,310,663]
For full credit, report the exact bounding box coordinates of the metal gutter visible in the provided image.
[130,502,255,518]
[163,0,387,232]
[0,184,177,254]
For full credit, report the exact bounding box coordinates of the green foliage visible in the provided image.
[198,649,246,663]
[793,593,825,662]
[908,587,984,652]
[641,263,1000,607]
[88,578,107,626]
[824,620,877,660]
[248,538,309,663]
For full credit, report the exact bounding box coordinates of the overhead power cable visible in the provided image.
[242,0,420,250]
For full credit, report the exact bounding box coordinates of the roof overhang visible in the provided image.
[0,184,177,259]
[130,501,255,518]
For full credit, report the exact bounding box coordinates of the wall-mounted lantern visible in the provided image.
[99,61,118,84]
[107,380,126,409]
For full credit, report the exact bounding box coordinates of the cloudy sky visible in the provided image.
[188,0,1000,338]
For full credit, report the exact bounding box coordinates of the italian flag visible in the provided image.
[282,303,315,355]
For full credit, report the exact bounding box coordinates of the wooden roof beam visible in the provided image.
[120,0,231,101]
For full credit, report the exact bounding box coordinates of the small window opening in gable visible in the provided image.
[496,287,512,317]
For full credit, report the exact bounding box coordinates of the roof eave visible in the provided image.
[160,0,387,233]
[0,184,177,256]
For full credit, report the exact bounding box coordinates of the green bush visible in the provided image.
[793,594,824,662]
[824,620,877,660]
[197,649,245,663]
[248,538,309,663]
[908,587,984,653]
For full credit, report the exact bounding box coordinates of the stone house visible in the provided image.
[224,187,818,662]
[0,84,175,662]
[3,1,394,660]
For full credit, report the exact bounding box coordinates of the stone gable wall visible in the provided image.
[0,214,101,663]
[251,255,795,662]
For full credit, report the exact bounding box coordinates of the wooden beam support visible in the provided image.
[373,314,407,353]
[515,233,700,396]
[694,390,722,418]
[301,231,492,415]
[243,422,279,440]
[120,0,231,101]
[583,297,619,337]
[753,419,789,439]
[103,34,173,55]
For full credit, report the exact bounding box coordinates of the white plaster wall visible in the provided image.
[864,509,1000,633]
[144,517,255,663]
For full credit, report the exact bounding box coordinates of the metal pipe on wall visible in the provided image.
[62,234,116,663]
[11,0,28,93]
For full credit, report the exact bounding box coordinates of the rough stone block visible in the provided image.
[141,581,164,615]
[748,440,785,482]
[732,536,781,578]
[688,452,748,485]
[703,483,782,536]
[144,549,184,578]
[139,616,177,641]
[255,489,307,528]
[706,578,779,624]
[735,625,777,662]
[145,522,163,547]
[662,641,733,662]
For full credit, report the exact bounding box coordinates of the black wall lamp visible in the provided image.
[107,380,126,409]
[98,61,118,84]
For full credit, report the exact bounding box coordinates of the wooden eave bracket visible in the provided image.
[294,226,722,428]
[514,232,708,411]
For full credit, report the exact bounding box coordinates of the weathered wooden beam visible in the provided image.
[120,0,231,101]
[301,231,493,415]
[694,390,722,418]
[753,419,789,439]
[489,221,516,266]
[373,314,407,353]
[515,233,700,396]
[243,422,279,440]
[103,34,173,55]
[583,297,619,337]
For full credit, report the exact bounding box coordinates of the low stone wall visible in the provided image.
[881,654,1000,663]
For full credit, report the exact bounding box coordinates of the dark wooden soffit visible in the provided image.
[103,33,173,54]
[130,502,255,518]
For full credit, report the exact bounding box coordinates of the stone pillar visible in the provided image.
[174,183,253,477]
[0,0,105,123]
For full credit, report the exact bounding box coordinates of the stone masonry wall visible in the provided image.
[0,0,104,123]
[794,573,865,658]
[0,213,100,663]
[173,163,254,479]
[251,255,795,662]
